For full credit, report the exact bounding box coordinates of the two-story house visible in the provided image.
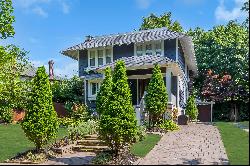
[61,27,197,118]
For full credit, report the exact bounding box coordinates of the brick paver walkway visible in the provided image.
[135,123,229,165]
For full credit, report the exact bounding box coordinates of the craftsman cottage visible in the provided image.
[61,27,197,118]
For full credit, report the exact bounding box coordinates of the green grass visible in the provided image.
[215,122,249,165]
[239,121,249,129]
[130,134,161,157]
[0,124,68,162]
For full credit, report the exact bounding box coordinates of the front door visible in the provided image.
[138,78,150,103]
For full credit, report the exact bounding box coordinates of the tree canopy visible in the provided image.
[140,12,183,32]
[187,21,249,101]
[0,0,15,39]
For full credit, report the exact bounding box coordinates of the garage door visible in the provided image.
[197,104,211,122]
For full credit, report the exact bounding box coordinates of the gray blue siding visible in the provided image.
[79,50,88,76]
[164,39,176,61]
[113,43,134,60]
[178,42,185,72]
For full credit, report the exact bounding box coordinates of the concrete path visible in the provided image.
[41,152,95,165]
[135,123,229,165]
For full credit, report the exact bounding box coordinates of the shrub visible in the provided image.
[158,120,179,131]
[185,95,198,121]
[64,102,90,123]
[172,108,178,122]
[96,67,112,116]
[134,126,147,142]
[99,60,138,155]
[0,105,13,123]
[58,117,74,127]
[145,64,168,128]
[68,119,99,140]
[21,66,59,149]
[71,103,90,123]
[51,76,84,103]
[91,151,112,165]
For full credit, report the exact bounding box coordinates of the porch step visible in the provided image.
[83,135,99,140]
[77,139,106,146]
[72,145,109,152]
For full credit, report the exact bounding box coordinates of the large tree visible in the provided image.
[140,12,183,32]
[0,0,29,122]
[187,21,249,101]
[0,0,15,39]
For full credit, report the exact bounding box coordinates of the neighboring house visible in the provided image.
[61,27,198,117]
[21,60,62,81]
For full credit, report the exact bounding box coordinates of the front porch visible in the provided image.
[126,66,180,112]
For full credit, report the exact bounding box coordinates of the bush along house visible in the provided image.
[61,27,198,122]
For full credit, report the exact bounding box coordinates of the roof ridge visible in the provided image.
[92,27,170,39]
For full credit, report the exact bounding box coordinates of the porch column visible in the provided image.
[137,79,139,105]
[176,75,180,110]
[166,66,172,103]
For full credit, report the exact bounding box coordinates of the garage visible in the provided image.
[197,101,215,122]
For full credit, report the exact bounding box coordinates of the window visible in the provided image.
[98,50,104,66]
[145,44,153,55]
[136,45,143,56]
[155,42,162,55]
[88,47,113,67]
[90,51,95,67]
[90,82,100,96]
[135,41,163,56]
[105,49,112,63]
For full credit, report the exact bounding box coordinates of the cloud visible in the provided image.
[14,0,70,17]
[14,0,51,8]
[215,0,247,22]
[135,0,152,9]
[32,7,48,18]
[60,1,70,14]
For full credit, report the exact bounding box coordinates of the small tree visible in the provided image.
[21,66,59,150]
[145,64,168,128]
[99,61,137,155]
[96,67,112,116]
[185,95,198,121]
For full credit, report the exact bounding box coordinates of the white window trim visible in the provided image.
[134,40,164,57]
[87,46,113,67]
[88,79,102,100]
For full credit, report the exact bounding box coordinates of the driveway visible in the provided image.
[135,123,229,165]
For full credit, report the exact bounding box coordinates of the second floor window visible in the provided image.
[135,41,163,56]
[88,48,112,67]
[98,50,104,66]
[90,51,95,67]
[106,49,112,63]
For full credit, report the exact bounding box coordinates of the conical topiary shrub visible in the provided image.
[96,67,112,116]
[21,66,59,149]
[185,95,198,121]
[145,64,168,128]
[99,60,137,155]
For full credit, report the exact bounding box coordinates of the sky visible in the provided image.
[0,0,247,78]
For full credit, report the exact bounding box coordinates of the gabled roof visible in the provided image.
[21,64,62,80]
[61,27,186,59]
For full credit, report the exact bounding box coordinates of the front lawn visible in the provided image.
[130,134,161,157]
[215,122,249,165]
[239,121,249,129]
[0,124,68,162]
